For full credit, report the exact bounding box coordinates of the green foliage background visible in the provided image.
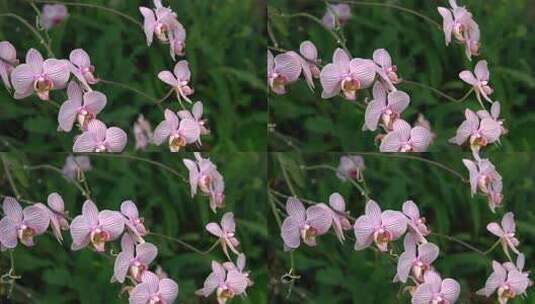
[268,0,535,152]
[268,152,535,303]
[0,152,267,303]
[0,0,266,152]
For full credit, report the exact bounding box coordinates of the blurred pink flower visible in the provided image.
[477,101,506,136]
[195,260,248,303]
[46,192,69,243]
[155,265,169,279]
[353,200,407,252]
[10,48,70,100]
[336,155,365,181]
[133,114,153,151]
[380,119,433,152]
[281,197,332,249]
[0,41,18,90]
[129,270,178,304]
[183,153,225,212]
[412,270,460,304]
[396,234,439,283]
[206,212,240,258]
[223,254,253,287]
[476,259,530,303]
[153,109,200,152]
[402,200,430,243]
[415,113,436,140]
[503,254,532,288]
[320,48,376,100]
[322,4,351,29]
[437,0,480,60]
[168,23,187,60]
[139,0,182,45]
[113,234,157,283]
[463,158,503,212]
[299,41,321,78]
[0,197,50,248]
[70,200,125,252]
[177,101,209,142]
[121,200,148,240]
[58,81,107,132]
[459,60,493,104]
[62,155,91,180]
[328,193,352,243]
[267,50,302,95]
[449,108,501,151]
[487,212,520,256]
[363,82,410,131]
[73,119,127,152]
[158,60,194,103]
[69,49,98,87]
[373,48,400,86]
[40,4,68,29]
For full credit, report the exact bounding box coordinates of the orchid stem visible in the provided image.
[0,13,54,57]
[277,154,298,197]
[431,232,487,256]
[23,164,91,200]
[1,155,21,200]
[300,164,369,200]
[148,232,219,255]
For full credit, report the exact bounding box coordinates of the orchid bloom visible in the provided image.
[477,101,506,136]
[40,4,68,29]
[206,212,240,257]
[320,48,376,100]
[397,234,439,283]
[336,155,365,181]
[69,49,98,87]
[183,153,225,212]
[58,81,107,132]
[70,200,125,252]
[459,60,493,104]
[299,41,320,79]
[281,197,332,249]
[46,192,69,243]
[121,200,148,239]
[437,0,480,60]
[402,200,430,243]
[0,197,50,248]
[153,109,200,152]
[321,4,351,29]
[411,270,460,304]
[177,101,209,140]
[487,212,520,256]
[449,108,501,151]
[62,155,91,180]
[139,0,182,46]
[73,119,127,152]
[10,48,70,100]
[363,82,410,131]
[267,50,301,95]
[195,261,248,304]
[113,234,157,283]
[503,254,532,288]
[463,158,503,212]
[415,113,436,140]
[134,114,153,151]
[380,119,433,152]
[353,200,407,252]
[223,254,254,287]
[476,260,530,304]
[158,60,194,103]
[328,193,352,243]
[0,41,18,90]
[129,271,179,304]
[373,48,400,87]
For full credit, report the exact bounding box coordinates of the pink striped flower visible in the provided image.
[412,270,460,304]
[320,48,376,100]
[402,200,430,243]
[476,259,530,303]
[353,200,407,252]
[10,48,70,100]
[70,200,125,252]
[463,158,503,212]
[415,113,436,140]
[363,82,410,131]
[177,101,209,140]
[62,155,91,180]
[153,109,200,152]
[437,0,480,60]
[73,119,127,152]
[336,155,365,181]
[133,114,153,151]
[183,153,225,212]
[69,49,98,87]
[0,197,50,248]
[328,193,352,243]
[477,101,506,136]
[195,261,248,304]
[40,4,68,29]
[46,192,69,243]
[396,234,439,283]
[206,212,240,258]
[58,81,106,132]
[380,119,433,152]
[322,4,351,29]
[129,271,178,304]
[281,198,332,249]
[113,234,157,283]
[299,41,320,79]
[267,50,301,95]
[459,60,493,104]
[121,200,148,240]
[0,41,18,90]
[139,0,182,46]
[223,254,253,287]
[373,49,400,86]
[449,108,501,150]
[158,60,194,103]
[487,212,520,256]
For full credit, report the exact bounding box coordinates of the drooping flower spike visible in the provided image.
[449,108,502,152]
[486,212,520,257]
[459,60,493,105]
[133,114,154,151]
[0,197,50,248]
[321,4,351,29]
[40,4,68,30]
[379,119,433,152]
[158,60,194,103]
[327,193,352,243]
[153,109,201,152]
[363,82,410,131]
[10,48,70,100]
[73,119,127,152]
[69,49,99,88]
[206,212,240,258]
[476,260,530,304]
[121,200,149,240]
[402,200,431,243]
[46,192,70,243]
[462,158,503,212]
[195,260,248,304]
[411,270,460,304]
[129,270,179,304]
[267,50,302,95]
[113,234,157,283]
[62,155,91,180]
[58,81,107,132]
[396,234,439,283]
[183,153,225,212]
[336,155,365,182]
[0,41,18,90]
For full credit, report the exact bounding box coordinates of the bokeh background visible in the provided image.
[0,0,266,152]
[268,152,535,303]
[0,152,268,303]
[268,0,535,152]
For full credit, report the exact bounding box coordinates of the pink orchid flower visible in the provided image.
[69,49,98,87]
[463,158,503,212]
[223,253,254,287]
[397,234,439,283]
[380,119,433,152]
[322,4,351,29]
[415,113,436,140]
[320,48,376,100]
[129,271,178,304]
[267,50,302,95]
[73,119,127,152]
[477,101,507,136]
[183,153,225,212]
[437,0,480,60]
[0,197,50,248]
[402,200,431,243]
[168,22,187,59]
[58,81,106,132]
[70,200,125,252]
[158,60,194,103]
[134,114,153,151]
[476,260,530,304]
[153,109,200,152]
[195,261,248,304]
[0,41,18,90]
[281,198,332,249]
[40,4,68,29]
[139,0,182,46]
[328,193,352,243]
[487,212,520,256]
[299,41,321,79]
[46,192,69,243]
[177,101,209,140]
[373,48,400,87]
[206,212,240,258]
[10,48,70,100]
[354,200,407,252]
[503,254,532,288]
[412,270,460,304]
[363,82,410,131]
[449,108,501,150]
[336,155,365,181]
[114,234,157,283]
[459,60,493,104]
[121,200,148,239]
[62,155,91,180]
